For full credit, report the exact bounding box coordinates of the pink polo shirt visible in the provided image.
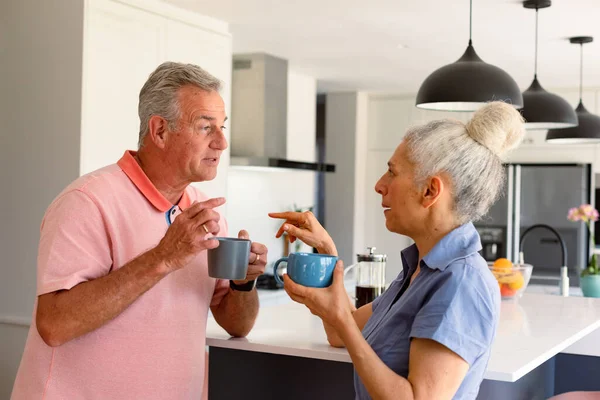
[11,151,229,400]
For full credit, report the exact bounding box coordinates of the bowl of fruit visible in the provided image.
[489,258,533,300]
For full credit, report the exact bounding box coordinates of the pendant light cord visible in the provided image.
[534,7,538,77]
[469,0,473,45]
[579,43,584,103]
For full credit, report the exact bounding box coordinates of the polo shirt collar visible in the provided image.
[117,150,191,212]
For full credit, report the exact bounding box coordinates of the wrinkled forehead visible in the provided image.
[177,85,226,119]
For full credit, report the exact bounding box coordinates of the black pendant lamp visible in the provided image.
[415,0,523,111]
[547,37,600,143]
[521,0,578,130]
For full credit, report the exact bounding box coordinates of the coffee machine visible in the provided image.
[476,227,505,262]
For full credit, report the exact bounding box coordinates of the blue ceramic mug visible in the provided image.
[273,252,339,288]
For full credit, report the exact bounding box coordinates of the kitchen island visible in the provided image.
[206,292,600,399]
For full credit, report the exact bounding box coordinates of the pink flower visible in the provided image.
[568,207,582,222]
[567,204,600,223]
[582,204,594,216]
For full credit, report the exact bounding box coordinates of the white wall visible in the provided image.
[0,1,85,397]
[227,69,317,269]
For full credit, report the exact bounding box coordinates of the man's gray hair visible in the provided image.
[403,102,525,224]
[137,61,222,148]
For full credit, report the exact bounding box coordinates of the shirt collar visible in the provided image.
[400,222,482,272]
[117,150,191,212]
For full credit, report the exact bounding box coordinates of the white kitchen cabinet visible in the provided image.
[369,91,600,175]
[164,19,233,200]
[518,88,597,148]
[80,0,232,201]
[81,0,165,175]
[367,95,473,152]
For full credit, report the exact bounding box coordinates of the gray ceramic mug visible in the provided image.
[207,237,251,280]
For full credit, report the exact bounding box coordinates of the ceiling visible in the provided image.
[164,0,600,94]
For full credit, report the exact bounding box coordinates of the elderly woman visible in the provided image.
[270,101,525,400]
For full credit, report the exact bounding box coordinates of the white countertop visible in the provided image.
[206,292,600,382]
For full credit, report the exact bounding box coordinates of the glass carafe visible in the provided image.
[345,247,387,308]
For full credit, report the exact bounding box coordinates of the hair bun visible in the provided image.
[465,101,525,158]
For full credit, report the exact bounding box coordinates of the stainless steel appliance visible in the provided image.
[474,164,593,286]
[478,227,505,262]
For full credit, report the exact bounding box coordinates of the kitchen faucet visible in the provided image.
[519,223,569,296]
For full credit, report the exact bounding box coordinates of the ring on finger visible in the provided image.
[252,254,260,265]
[202,224,209,233]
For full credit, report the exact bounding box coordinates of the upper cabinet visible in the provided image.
[367,94,472,151]
[367,92,600,175]
[81,0,166,175]
[507,88,600,169]
[163,20,232,200]
[80,0,232,198]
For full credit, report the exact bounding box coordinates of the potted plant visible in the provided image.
[568,204,600,297]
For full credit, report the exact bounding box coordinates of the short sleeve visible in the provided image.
[409,266,497,366]
[210,213,229,307]
[37,190,113,296]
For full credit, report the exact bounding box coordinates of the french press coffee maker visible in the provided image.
[344,247,387,308]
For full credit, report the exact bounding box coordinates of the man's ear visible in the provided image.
[147,115,169,149]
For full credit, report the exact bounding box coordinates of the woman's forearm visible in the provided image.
[317,241,337,256]
[323,321,345,347]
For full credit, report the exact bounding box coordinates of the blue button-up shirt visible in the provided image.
[354,222,500,400]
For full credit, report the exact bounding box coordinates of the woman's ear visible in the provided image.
[421,175,444,209]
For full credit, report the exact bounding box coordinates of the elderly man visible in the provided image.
[11,62,267,399]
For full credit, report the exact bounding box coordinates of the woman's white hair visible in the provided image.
[403,101,525,224]
[137,61,222,148]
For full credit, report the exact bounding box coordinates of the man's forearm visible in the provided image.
[211,288,259,337]
[36,249,169,346]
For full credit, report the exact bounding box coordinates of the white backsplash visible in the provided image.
[226,167,317,270]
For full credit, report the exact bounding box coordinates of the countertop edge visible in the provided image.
[208,317,600,382]
[206,337,352,363]
[484,319,600,382]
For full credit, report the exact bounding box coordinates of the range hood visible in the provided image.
[230,53,335,173]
